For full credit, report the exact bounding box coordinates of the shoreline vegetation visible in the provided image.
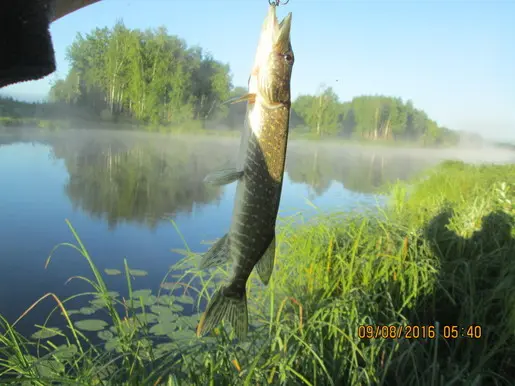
[0,160,514,385]
[0,21,493,149]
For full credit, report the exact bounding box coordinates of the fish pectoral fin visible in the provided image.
[255,235,276,286]
[222,93,256,105]
[199,234,230,269]
[204,169,244,186]
[196,286,248,340]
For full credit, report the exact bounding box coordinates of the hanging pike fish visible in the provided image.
[196,4,295,340]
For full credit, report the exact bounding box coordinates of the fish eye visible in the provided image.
[283,53,294,63]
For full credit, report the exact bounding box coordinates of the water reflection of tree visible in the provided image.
[50,138,234,229]
[2,131,440,224]
[286,144,433,195]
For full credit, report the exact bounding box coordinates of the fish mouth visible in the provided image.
[262,5,292,51]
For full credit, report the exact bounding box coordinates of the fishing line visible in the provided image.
[268,0,290,6]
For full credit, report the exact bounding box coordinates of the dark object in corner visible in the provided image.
[0,0,56,88]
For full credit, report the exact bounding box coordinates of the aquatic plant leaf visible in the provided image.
[104,268,121,276]
[129,269,148,277]
[138,297,157,307]
[134,312,158,323]
[176,295,194,305]
[170,329,196,342]
[95,364,117,380]
[62,309,81,316]
[89,297,115,308]
[150,305,179,322]
[51,344,78,360]
[31,327,61,340]
[155,342,178,357]
[79,307,97,315]
[143,295,157,306]
[35,359,65,377]
[131,289,157,306]
[104,291,120,298]
[105,338,122,352]
[98,330,114,341]
[74,319,108,331]
[131,289,152,298]
[150,322,177,336]
[160,282,176,290]
[116,318,139,334]
[175,315,197,329]
[157,295,177,305]
[169,303,184,313]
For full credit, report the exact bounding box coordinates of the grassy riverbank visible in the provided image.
[1,161,514,385]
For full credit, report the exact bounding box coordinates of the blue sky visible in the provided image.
[2,0,514,141]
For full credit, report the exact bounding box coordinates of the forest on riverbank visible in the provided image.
[0,21,476,146]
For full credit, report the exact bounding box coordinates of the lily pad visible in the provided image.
[150,305,179,322]
[170,328,196,342]
[149,322,177,336]
[155,342,179,357]
[160,282,176,290]
[129,269,148,277]
[104,268,121,276]
[134,312,158,324]
[98,330,114,341]
[51,344,78,360]
[175,315,197,329]
[112,318,139,335]
[79,307,97,315]
[105,338,122,352]
[131,289,152,298]
[62,309,81,316]
[90,297,115,308]
[169,303,184,313]
[35,359,65,377]
[176,295,194,305]
[31,327,61,340]
[95,364,117,380]
[131,289,157,306]
[74,319,108,332]
[157,295,177,305]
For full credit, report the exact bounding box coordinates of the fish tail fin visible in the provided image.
[196,286,248,340]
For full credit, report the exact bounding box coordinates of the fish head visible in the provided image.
[250,5,294,106]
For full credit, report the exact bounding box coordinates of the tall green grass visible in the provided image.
[0,160,514,385]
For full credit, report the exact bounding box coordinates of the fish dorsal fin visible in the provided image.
[204,169,243,186]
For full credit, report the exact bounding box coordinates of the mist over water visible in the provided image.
[0,128,513,335]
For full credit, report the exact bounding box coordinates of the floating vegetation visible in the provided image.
[104,268,121,276]
[79,306,97,315]
[128,269,148,277]
[31,327,61,340]
[74,319,109,332]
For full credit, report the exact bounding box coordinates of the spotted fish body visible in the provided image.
[196,5,294,340]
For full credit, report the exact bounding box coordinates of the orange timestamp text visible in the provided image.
[358,324,482,339]
[358,324,437,339]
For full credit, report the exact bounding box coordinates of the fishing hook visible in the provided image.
[269,0,290,6]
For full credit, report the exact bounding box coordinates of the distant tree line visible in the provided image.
[293,88,459,145]
[1,22,462,145]
[49,22,232,126]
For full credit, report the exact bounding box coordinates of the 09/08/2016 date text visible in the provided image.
[358,324,482,340]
